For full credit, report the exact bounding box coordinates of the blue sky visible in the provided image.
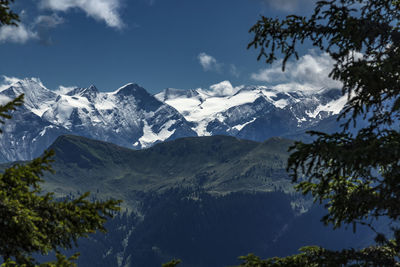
[0,0,333,94]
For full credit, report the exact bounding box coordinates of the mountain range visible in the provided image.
[23,134,372,267]
[0,78,346,162]
[0,77,375,266]
[42,134,295,211]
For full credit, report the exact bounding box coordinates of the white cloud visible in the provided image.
[0,23,38,43]
[0,76,21,91]
[198,52,222,72]
[229,64,240,78]
[54,85,76,95]
[208,80,241,96]
[36,14,65,28]
[251,52,342,92]
[35,14,65,44]
[0,13,65,45]
[0,95,12,105]
[260,0,315,12]
[0,76,47,92]
[40,0,124,29]
[0,76,20,104]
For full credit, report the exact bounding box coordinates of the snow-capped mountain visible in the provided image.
[0,78,346,162]
[0,78,196,161]
[155,80,346,141]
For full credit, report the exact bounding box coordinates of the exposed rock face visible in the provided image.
[0,78,345,162]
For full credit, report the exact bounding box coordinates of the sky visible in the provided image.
[0,0,337,94]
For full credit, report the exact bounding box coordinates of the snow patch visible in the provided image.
[113,83,135,94]
[166,88,262,124]
[39,125,56,137]
[138,120,177,148]
[191,120,211,136]
[54,85,76,95]
[95,94,116,110]
[274,99,289,109]
[232,118,257,131]
[306,94,347,118]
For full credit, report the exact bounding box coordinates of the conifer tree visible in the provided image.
[0,98,121,267]
[238,0,400,265]
[0,0,18,26]
[0,3,121,266]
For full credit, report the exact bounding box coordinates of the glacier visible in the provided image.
[0,78,346,162]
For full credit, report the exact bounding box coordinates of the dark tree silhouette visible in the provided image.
[0,4,121,266]
[238,0,400,265]
[0,0,19,26]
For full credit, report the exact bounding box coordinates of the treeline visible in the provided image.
[46,188,374,267]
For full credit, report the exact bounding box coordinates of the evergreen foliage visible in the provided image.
[39,134,294,211]
[0,0,18,26]
[0,8,121,265]
[162,259,181,267]
[238,0,400,265]
[6,135,371,266]
[0,98,121,267]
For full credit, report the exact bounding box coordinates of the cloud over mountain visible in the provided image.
[251,52,342,92]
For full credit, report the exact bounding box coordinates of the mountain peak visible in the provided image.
[2,77,56,112]
[66,85,99,101]
[0,77,347,162]
[115,83,145,96]
[114,83,164,111]
[156,87,200,101]
[87,85,99,95]
[17,77,44,86]
[9,77,47,92]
